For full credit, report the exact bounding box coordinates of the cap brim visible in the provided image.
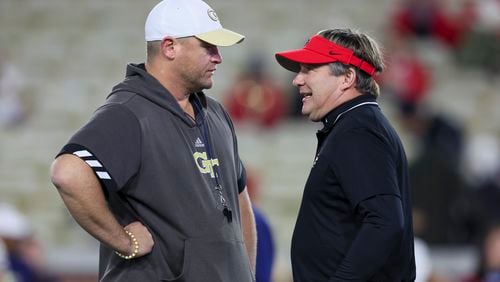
[195,28,245,47]
[275,49,333,72]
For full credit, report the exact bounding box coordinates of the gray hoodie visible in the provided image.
[64,63,253,282]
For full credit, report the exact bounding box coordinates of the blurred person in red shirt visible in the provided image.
[391,0,474,48]
[455,0,500,76]
[378,34,431,106]
[224,53,286,128]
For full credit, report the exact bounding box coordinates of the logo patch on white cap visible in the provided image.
[207,9,219,21]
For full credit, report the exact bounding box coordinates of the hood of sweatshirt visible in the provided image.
[108,63,208,127]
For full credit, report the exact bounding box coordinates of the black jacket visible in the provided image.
[291,95,416,281]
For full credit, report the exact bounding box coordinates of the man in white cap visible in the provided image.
[0,203,50,282]
[50,1,256,281]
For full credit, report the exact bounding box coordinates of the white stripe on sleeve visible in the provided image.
[96,171,111,180]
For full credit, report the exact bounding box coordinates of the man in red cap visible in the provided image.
[275,29,416,281]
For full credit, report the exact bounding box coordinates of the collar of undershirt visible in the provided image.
[320,94,378,133]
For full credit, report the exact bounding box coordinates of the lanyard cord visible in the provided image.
[200,112,221,186]
[193,98,233,222]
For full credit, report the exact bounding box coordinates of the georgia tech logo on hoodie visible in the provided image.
[193,152,219,178]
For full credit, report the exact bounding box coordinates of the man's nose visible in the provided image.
[292,73,303,87]
[211,47,222,64]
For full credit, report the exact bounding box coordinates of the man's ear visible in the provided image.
[160,37,176,60]
[340,67,356,91]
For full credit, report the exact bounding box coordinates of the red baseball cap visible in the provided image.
[275,35,376,76]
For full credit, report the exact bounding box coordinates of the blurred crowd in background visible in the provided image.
[1,0,500,281]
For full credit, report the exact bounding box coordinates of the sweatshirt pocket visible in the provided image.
[160,238,253,282]
[154,238,189,281]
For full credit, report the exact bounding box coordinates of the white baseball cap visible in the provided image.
[0,203,32,240]
[145,0,245,47]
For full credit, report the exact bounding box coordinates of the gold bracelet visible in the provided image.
[115,229,139,260]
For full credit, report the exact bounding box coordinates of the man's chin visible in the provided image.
[302,110,315,121]
[202,82,213,90]
[305,112,321,122]
[193,83,213,92]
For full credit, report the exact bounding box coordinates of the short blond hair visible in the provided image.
[146,40,161,64]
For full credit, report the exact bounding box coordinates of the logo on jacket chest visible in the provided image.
[195,137,205,148]
[193,151,219,178]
